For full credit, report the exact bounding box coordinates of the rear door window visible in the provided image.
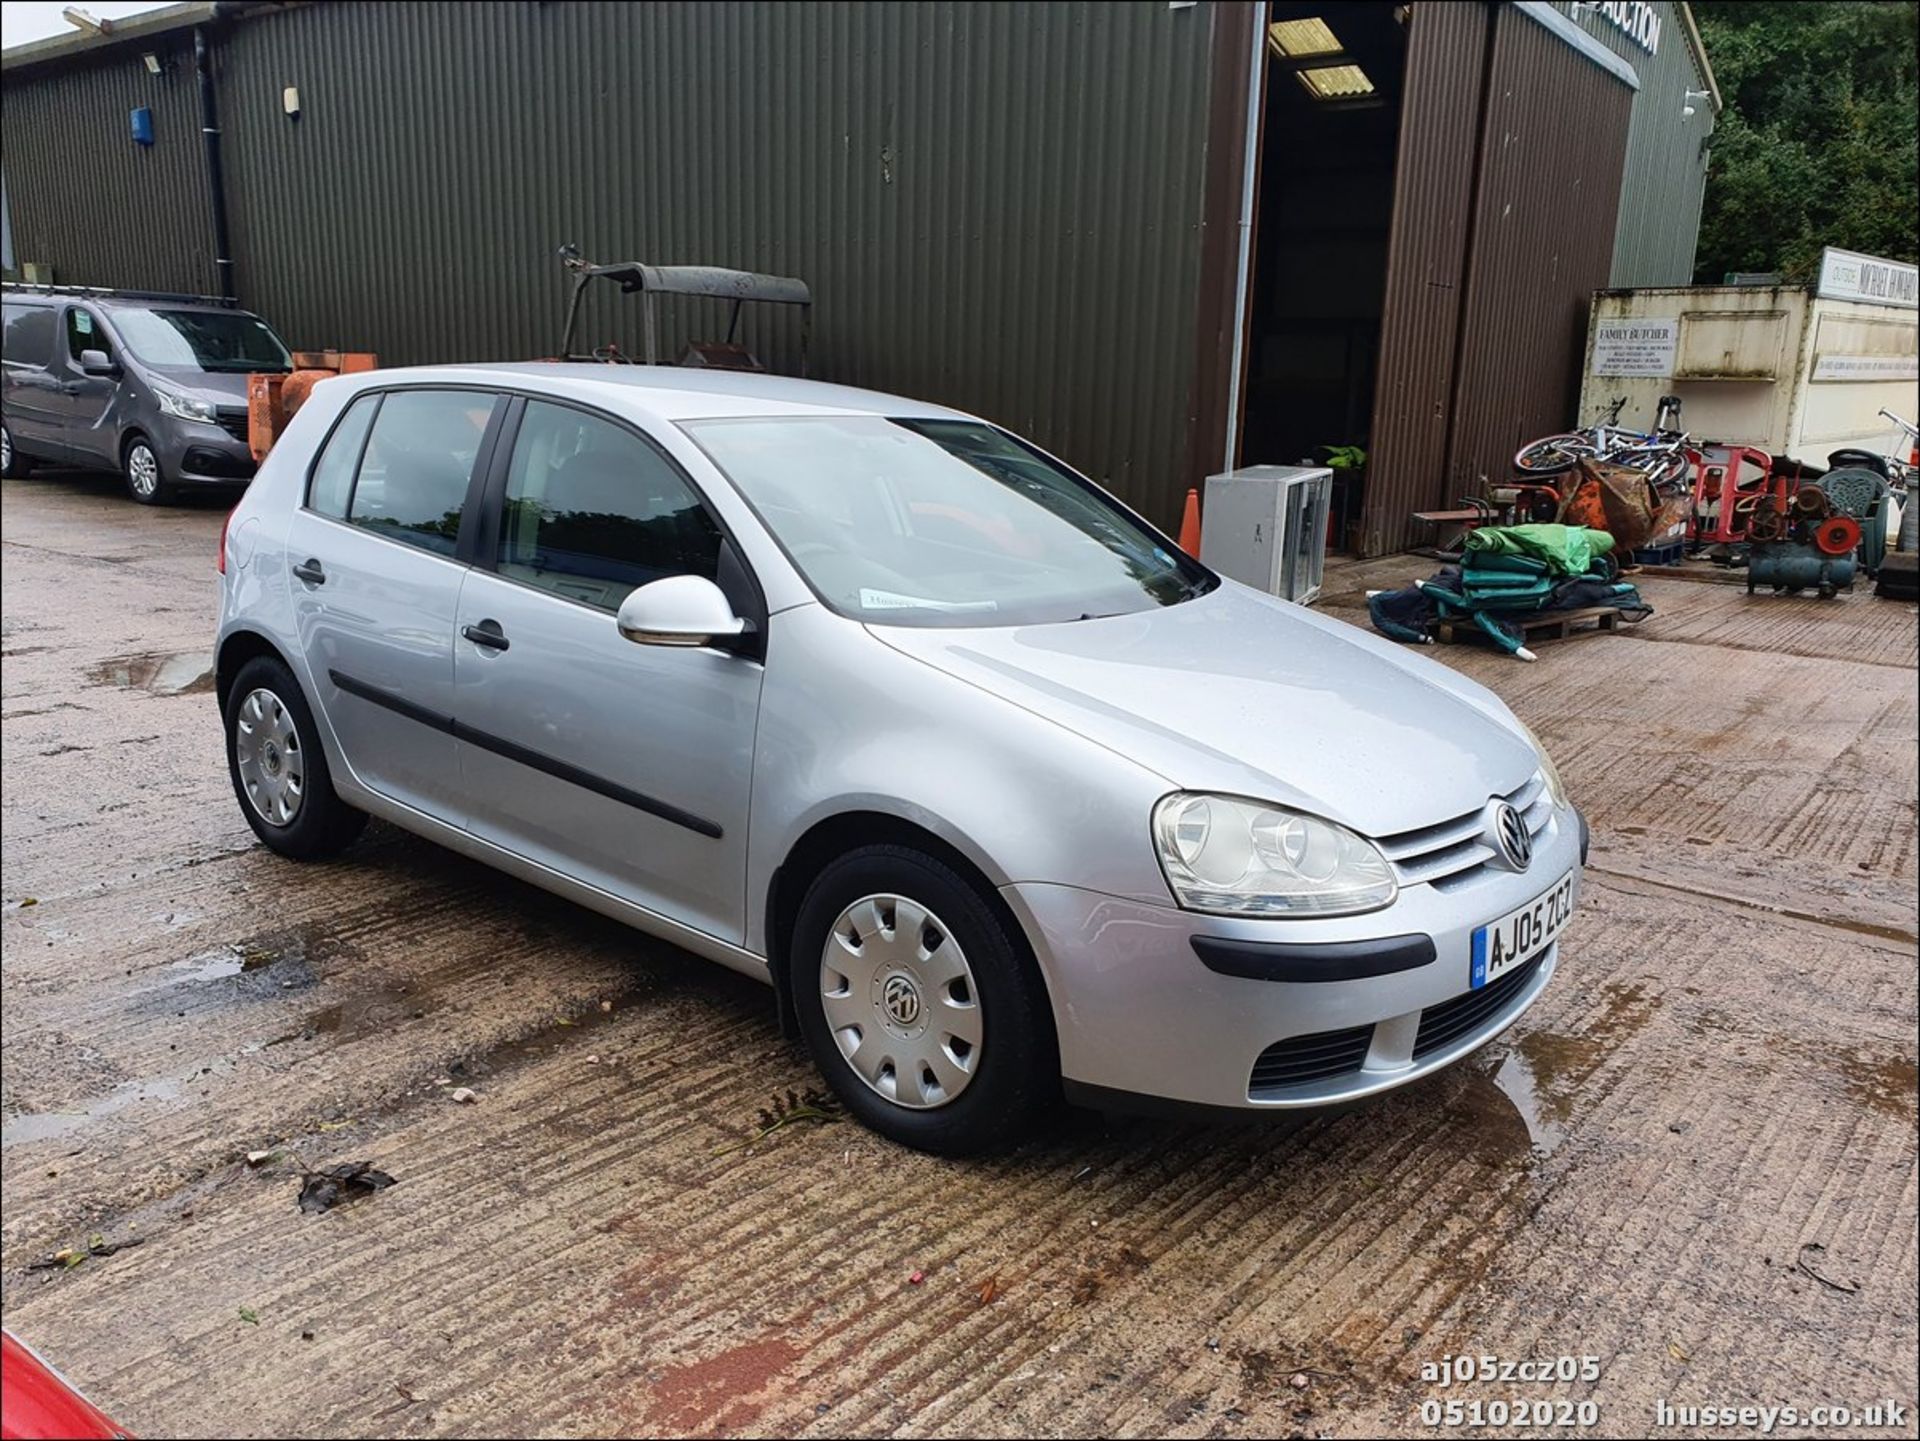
[345,389,495,556]
[2,303,55,367]
[494,399,723,610]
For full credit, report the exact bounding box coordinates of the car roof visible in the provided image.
[327,361,978,423]
[0,288,247,316]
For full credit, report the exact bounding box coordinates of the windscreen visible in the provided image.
[112,308,291,374]
[683,416,1214,628]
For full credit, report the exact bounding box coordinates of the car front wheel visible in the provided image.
[792,843,1057,1155]
[123,435,171,505]
[224,655,368,859]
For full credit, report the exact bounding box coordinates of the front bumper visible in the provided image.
[1003,803,1584,1113]
[155,417,256,486]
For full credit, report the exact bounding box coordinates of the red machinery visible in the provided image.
[1689,444,1774,546]
[246,349,379,461]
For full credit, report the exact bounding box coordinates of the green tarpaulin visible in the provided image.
[1462,524,1615,577]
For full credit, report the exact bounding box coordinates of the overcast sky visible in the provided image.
[2,2,171,52]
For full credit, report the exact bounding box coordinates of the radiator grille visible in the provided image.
[1375,773,1553,889]
[1412,951,1548,1059]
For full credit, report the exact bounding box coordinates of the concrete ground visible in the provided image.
[2,469,1915,1440]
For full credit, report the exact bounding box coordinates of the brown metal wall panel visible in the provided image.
[0,31,215,294]
[1358,0,1492,558]
[1445,5,1631,494]
[167,0,1213,528]
[1548,0,1715,286]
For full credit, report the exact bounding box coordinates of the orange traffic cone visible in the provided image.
[1178,488,1202,557]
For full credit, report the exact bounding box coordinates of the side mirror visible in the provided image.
[78,348,119,378]
[616,575,748,648]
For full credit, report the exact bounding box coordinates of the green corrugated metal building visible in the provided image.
[2,0,1717,553]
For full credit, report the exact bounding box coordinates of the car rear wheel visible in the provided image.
[224,655,367,859]
[0,423,31,478]
[792,843,1056,1155]
[123,435,171,505]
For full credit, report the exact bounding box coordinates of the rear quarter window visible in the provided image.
[306,392,380,518]
[2,303,55,367]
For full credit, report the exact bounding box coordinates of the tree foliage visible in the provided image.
[1692,1,1918,281]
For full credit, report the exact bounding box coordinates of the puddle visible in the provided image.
[1,1058,233,1149]
[1835,1051,1918,1119]
[135,925,348,1001]
[87,650,215,696]
[1491,1036,1586,1157]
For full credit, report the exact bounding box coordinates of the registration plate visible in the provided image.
[1471,871,1575,988]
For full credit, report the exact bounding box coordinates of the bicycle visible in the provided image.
[1514,395,1693,491]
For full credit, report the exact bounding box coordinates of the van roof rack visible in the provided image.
[0,282,238,307]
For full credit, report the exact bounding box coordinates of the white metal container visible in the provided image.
[1200,465,1332,605]
[1577,248,1919,469]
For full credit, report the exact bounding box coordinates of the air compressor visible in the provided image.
[1744,477,1859,598]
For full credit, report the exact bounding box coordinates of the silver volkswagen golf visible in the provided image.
[216,364,1585,1153]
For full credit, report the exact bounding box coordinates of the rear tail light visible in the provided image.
[218,507,234,574]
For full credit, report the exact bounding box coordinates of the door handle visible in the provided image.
[462,620,510,652]
[291,558,326,585]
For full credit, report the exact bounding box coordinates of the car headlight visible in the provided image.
[1514,720,1569,808]
[154,384,219,423]
[1152,793,1398,917]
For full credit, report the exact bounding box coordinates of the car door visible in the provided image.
[43,305,121,464]
[285,386,504,824]
[1,301,64,451]
[452,396,765,944]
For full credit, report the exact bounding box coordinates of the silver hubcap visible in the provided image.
[128,444,159,497]
[820,893,982,1110]
[1,426,12,470]
[234,687,305,827]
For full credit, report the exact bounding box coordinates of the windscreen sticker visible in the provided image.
[858,588,999,614]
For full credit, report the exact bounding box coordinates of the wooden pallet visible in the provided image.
[1430,606,1622,647]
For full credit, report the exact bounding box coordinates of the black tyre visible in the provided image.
[1,422,31,478]
[1513,434,1592,477]
[123,434,171,505]
[224,655,368,859]
[791,844,1057,1155]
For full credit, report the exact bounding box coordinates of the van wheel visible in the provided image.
[0,423,30,478]
[225,655,368,859]
[791,844,1057,1155]
[123,436,171,505]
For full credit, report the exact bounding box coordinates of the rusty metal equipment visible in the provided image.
[247,350,378,460]
[555,244,812,375]
[1745,478,1859,598]
[1690,444,1774,548]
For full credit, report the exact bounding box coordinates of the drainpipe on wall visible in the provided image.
[1221,3,1267,472]
[194,24,235,300]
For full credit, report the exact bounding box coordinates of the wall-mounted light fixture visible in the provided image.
[1683,88,1711,118]
[142,52,162,75]
[283,85,302,120]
